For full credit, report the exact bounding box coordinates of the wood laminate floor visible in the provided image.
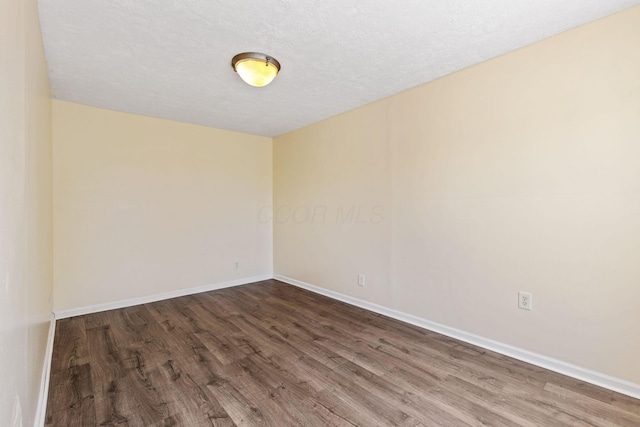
[46,280,640,426]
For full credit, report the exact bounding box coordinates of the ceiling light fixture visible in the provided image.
[231,52,281,87]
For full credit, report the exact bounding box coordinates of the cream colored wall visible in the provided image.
[53,101,272,312]
[274,6,640,384]
[0,0,53,425]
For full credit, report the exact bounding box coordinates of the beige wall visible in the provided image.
[0,0,53,425]
[53,101,272,312]
[274,6,640,384]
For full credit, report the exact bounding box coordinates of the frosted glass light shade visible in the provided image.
[232,52,281,87]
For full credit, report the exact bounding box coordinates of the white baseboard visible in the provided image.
[34,315,56,427]
[54,274,272,319]
[274,274,640,400]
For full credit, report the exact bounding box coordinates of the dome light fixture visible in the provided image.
[231,52,281,87]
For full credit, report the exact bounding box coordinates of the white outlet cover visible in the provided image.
[518,291,532,310]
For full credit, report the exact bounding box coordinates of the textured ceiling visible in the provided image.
[38,0,639,137]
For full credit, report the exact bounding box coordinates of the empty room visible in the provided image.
[2,0,640,426]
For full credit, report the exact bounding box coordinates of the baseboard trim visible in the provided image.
[34,315,56,427]
[54,274,272,319]
[274,274,640,400]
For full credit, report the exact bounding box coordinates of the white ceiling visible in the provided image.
[38,0,639,137]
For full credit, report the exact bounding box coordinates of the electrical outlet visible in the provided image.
[358,274,365,287]
[234,262,239,270]
[518,291,532,310]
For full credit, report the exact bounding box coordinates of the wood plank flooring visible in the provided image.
[46,280,640,426]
